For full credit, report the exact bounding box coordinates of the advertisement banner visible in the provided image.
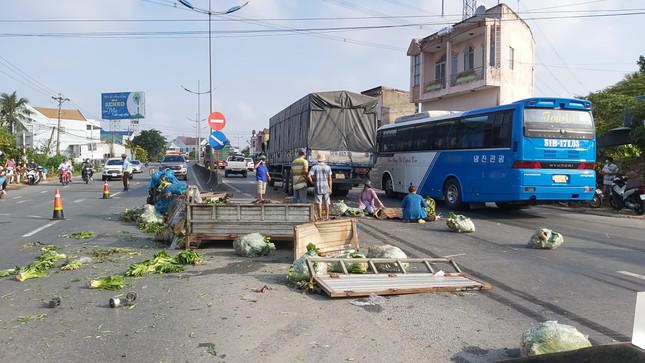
[101,92,145,120]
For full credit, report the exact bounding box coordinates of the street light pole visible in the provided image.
[181,81,209,163]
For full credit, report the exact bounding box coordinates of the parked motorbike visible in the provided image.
[609,176,645,215]
[82,166,93,184]
[588,187,603,208]
[59,169,71,186]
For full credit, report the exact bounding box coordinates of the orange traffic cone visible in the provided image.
[102,181,110,199]
[51,189,65,220]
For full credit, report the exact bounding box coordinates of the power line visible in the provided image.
[526,0,611,12]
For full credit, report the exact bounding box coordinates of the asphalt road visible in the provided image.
[219,173,645,345]
[0,168,643,362]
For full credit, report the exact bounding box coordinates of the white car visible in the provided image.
[245,158,254,171]
[130,160,143,174]
[101,158,132,181]
[224,155,248,178]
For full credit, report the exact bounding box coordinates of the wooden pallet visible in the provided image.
[293,218,359,261]
[306,257,491,297]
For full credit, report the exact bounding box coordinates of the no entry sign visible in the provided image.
[208,111,226,131]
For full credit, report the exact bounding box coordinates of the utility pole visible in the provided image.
[181,80,209,163]
[51,93,70,156]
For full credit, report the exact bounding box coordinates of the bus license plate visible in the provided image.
[552,175,568,183]
[335,173,345,179]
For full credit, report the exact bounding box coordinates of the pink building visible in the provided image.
[407,3,535,112]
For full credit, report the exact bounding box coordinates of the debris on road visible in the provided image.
[233,233,276,257]
[366,245,408,272]
[374,208,402,220]
[293,219,359,260]
[328,250,367,273]
[17,313,47,323]
[0,267,18,278]
[350,293,386,306]
[47,296,61,308]
[90,247,141,263]
[125,250,203,277]
[109,292,137,308]
[14,246,66,282]
[21,240,46,249]
[288,243,327,285]
[528,228,564,249]
[331,200,365,217]
[254,285,271,293]
[446,212,476,233]
[60,259,83,270]
[89,275,125,290]
[520,321,591,357]
[59,231,96,240]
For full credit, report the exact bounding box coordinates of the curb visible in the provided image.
[540,204,645,220]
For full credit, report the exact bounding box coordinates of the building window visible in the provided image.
[509,46,515,70]
[413,54,421,86]
[489,26,496,66]
[86,124,92,130]
[435,54,446,86]
[464,46,474,70]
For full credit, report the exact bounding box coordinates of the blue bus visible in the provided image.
[370,98,596,209]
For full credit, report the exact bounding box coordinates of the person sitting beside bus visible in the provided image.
[401,185,427,222]
[358,181,384,215]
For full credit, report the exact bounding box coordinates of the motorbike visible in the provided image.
[82,165,93,184]
[609,176,645,215]
[588,187,603,208]
[26,167,43,185]
[0,173,7,199]
[59,169,71,186]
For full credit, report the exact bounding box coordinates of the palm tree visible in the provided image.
[0,91,32,134]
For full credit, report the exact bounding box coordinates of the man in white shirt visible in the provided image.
[601,157,619,200]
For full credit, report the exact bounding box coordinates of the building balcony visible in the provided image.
[419,65,500,102]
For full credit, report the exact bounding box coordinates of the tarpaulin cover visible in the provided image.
[268,91,377,165]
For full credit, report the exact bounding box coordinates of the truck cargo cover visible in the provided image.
[269,91,377,164]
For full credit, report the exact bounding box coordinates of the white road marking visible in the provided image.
[0,213,9,216]
[21,221,59,237]
[40,190,47,194]
[73,199,85,203]
[111,191,122,197]
[223,180,253,198]
[12,195,23,199]
[27,215,42,218]
[617,271,645,281]
[63,185,70,189]
[16,200,27,204]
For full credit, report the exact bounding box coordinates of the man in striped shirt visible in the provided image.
[291,149,309,204]
[308,153,333,220]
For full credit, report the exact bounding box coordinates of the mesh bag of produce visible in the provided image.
[528,228,564,249]
[328,250,368,273]
[520,321,591,357]
[233,233,276,257]
[446,212,475,233]
[366,245,408,272]
[288,244,327,282]
[331,200,349,216]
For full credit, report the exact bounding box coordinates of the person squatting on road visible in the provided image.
[255,155,271,203]
[401,184,427,222]
[358,180,384,215]
[291,148,309,204]
[308,153,332,220]
[121,154,131,191]
[600,157,619,200]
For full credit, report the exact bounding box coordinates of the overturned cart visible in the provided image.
[186,200,314,248]
[306,256,491,297]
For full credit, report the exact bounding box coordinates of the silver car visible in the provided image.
[130,160,143,174]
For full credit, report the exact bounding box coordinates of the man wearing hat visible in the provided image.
[255,155,271,203]
[308,153,333,220]
[291,148,309,204]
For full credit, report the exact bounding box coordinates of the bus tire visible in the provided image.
[383,174,394,198]
[444,178,465,210]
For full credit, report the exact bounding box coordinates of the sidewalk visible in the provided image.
[541,204,645,219]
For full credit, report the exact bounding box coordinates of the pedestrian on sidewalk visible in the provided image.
[401,185,427,222]
[291,149,309,204]
[308,153,332,220]
[358,180,384,215]
[255,155,271,203]
[600,157,619,200]
[121,154,131,191]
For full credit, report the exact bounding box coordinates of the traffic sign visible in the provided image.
[208,130,227,150]
[208,112,226,131]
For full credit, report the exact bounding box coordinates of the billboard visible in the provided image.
[101,92,145,120]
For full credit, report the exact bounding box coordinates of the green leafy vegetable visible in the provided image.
[60,231,96,240]
[90,247,141,262]
[138,222,165,234]
[89,275,125,290]
[0,267,19,278]
[175,250,203,265]
[60,260,82,271]
[17,313,47,323]
[16,260,53,281]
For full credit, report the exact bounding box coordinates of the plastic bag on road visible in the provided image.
[350,293,386,306]
[233,233,276,257]
[446,212,475,233]
[520,321,591,357]
[528,228,564,249]
[328,250,368,273]
[288,244,327,283]
[366,245,408,272]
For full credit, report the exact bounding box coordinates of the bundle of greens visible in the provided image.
[0,267,19,278]
[90,247,141,262]
[175,250,203,265]
[446,212,475,233]
[60,260,82,271]
[121,207,144,222]
[89,275,125,290]
[233,233,276,257]
[528,228,564,249]
[424,196,436,217]
[331,201,349,216]
[328,250,368,273]
[15,246,66,282]
[125,250,203,277]
[288,243,327,283]
[60,231,96,240]
[521,321,591,356]
[138,222,165,234]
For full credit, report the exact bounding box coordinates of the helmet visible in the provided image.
[121,154,127,159]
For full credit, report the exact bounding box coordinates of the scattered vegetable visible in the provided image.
[121,207,144,222]
[0,267,19,278]
[521,321,591,356]
[288,243,327,285]
[138,222,165,234]
[366,245,408,272]
[90,247,141,262]
[60,260,82,271]
[17,313,47,323]
[125,250,201,277]
[424,196,436,217]
[233,233,276,257]
[175,250,203,265]
[328,250,368,273]
[16,260,53,282]
[528,228,564,249]
[22,240,46,249]
[89,275,125,290]
[60,231,96,240]
[446,212,475,233]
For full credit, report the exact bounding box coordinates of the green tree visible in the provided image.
[0,128,19,161]
[131,129,166,161]
[0,91,32,134]
[134,145,148,162]
[638,55,645,74]
[241,146,250,157]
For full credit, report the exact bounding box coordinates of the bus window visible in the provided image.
[491,111,513,148]
[524,108,594,139]
[458,115,490,149]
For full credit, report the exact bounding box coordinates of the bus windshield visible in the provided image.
[523,109,594,140]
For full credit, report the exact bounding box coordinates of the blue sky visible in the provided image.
[1,0,643,147]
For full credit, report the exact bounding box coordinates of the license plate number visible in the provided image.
[640,194,645,201]
[552,175,568,183]
[335,173,345,179]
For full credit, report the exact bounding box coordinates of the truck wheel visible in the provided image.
[444,178,466,210]
[383,174,394,198]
